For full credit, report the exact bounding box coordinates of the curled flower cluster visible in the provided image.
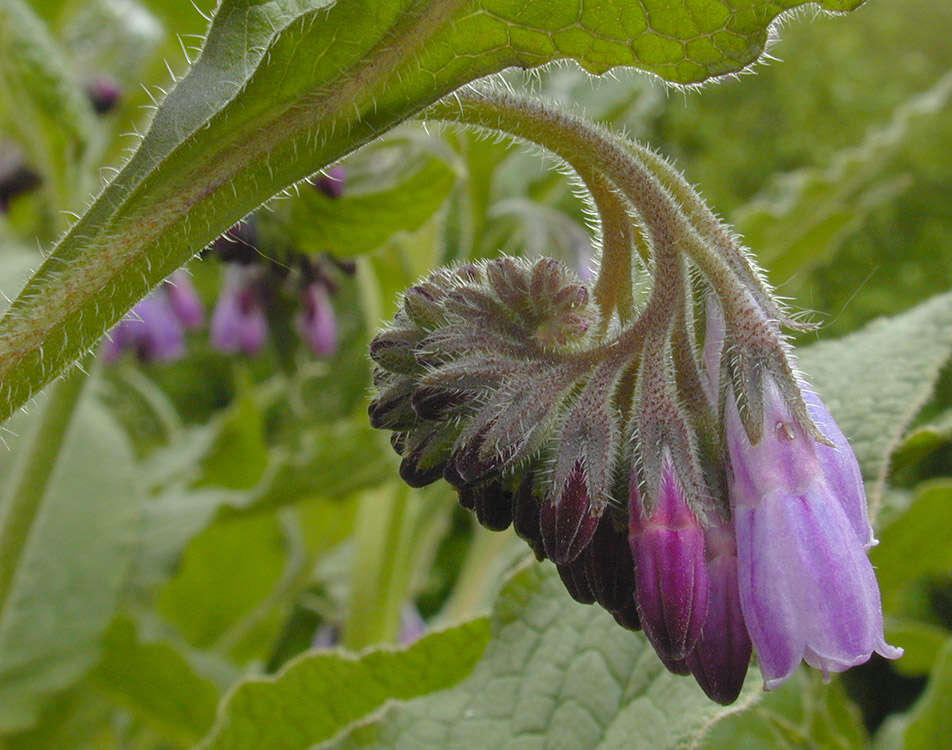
[369,253,900,704]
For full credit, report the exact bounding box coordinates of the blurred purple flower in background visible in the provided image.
[297,281,338,356]
[311,166,345,199]
[210,264,268,355]
[103,273,204,364]
[85,75,121,115]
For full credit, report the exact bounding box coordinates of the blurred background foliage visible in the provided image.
[1,0,951,747]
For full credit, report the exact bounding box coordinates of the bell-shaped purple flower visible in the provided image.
[628,450,709,661]
[297,281,338,356]
[85,75,121,114]
[165,271,204,330]
[683,518,752,704]
[104,292,184,364]
[210,265,268,355]
[725,374,901,689]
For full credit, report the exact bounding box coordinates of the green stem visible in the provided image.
[0,360,91,615]
[438,525,517,624]
[344,484,409,650]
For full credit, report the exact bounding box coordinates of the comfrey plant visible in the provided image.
[368,90,901,704]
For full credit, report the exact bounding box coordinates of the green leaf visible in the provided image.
[904,638,952,750]
[870,480,952,616]
[798,290,952,508]
[735,71,952,283]
[197,379,269,491]
[0,0,95,213]
[890,408,952,473]
[157,513,286,660]
[700,670,867,750]
[321,563,760,750]
[285,158,457,258]
[89,616,220,747]
[198,617,490,750]
[884,619,950,678]
[0,396,139,732]
[0,0,867,424]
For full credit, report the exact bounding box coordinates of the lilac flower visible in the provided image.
[297,281,338,356]
[628,449,709,661]
[104,292,184,364]
[725,374,901,689]
[166,271,204,330]
[210,265,268,355]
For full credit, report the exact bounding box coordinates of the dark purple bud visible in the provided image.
[683,519,751,705]
[297,282,338,357]
[628,450,709,661]
[398,424,455,488]
[472,481,514,531]
[448,423,509,487]
[210,265,267,355]
[657,653,691,676]
[611,600,641,632]
[583,513,636,613]
[557,556,596,605]
[410,387,468,421]
[457,486,477,511]
[85,75,121,114]
[512,474,545,561]
[311,165,345,198]
[165,271,204,329]
[541,460,600,565]
[368,378,417,431]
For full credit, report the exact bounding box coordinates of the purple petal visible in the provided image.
[297,282,338,356]
[629,457,709,660]
[210,266,268,355]
[166,271,204,329]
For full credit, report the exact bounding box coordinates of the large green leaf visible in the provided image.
[89,616,220,747]
[0,0,866,423]
[198,618,490,750]
[735,70,952,283]
[871,481,952,616]
[284,157,457,258]
[320,563,760,750]
[904,638,952,750]
[798,290,952,509]
[0,396,139,732]
[700,671,867,750]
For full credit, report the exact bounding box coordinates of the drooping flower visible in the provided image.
[725,374,901,689]
[628,449,709,661]
[210,264,268,355]
[297,281,338,356]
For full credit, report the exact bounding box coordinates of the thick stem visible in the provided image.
[0,361,91,615]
